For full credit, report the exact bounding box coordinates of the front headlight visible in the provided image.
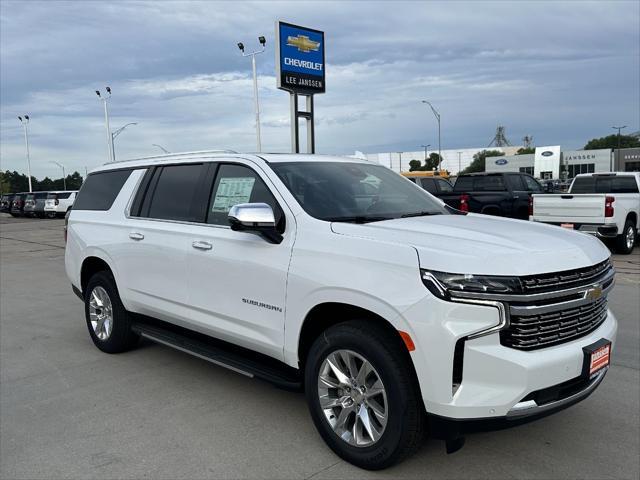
[421,269,522,299]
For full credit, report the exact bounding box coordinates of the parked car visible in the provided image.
[10,193,28,217]
[438,172,544,219]
[403,175,454,197]
[1,193,15,213]
[531,172,639,254]
[66,153,617,470]
[44,191,78,218]
[23,192,49,218]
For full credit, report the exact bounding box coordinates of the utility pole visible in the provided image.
[397,152,403,172]
[612,125,627,170]
[17,116,32,192]
[457,151,463,174]
[238,37,266,152]
[421,101,441,171]
[421,144,430,164]
[96,87,114,162]
[51,161,66,190]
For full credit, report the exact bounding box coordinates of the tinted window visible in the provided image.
[48,192,72,200]
[453,176,473,191]
[571,176,639,194]
[474,175,506,191]
[146,164,206,221]
[506,175,525,191]
[436,179,453,192]
[419,178,438,193]
[74,170,132,211]
[522,175,542,192]
[208,164,284,230]
[35,192,48,199]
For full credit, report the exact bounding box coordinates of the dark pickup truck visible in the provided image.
[438,172,544,219]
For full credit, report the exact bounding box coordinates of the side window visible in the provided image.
[146,164,206,222]
[207,164,284,231]
[453,176,473,191]
[419,178,438,194]
[436,179,453,192]
[73,169,132,211]
[523,175,542,192]
[474,175,506,191]
[506,175,525,191]
[610,177,639,193]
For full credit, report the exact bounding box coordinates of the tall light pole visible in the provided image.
[96,87,114,162]
[612,125,627,170]
[397,152,403,172]
[422,100,441,171]
[152,144,170,154]
[421,144,431,163]
[51,161,66,190]
[238,36,266,152]
[457,151,463,174]
[111,122,137,160]
[17,115,33,192]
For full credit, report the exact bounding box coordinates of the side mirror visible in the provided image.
[228,203,283,244]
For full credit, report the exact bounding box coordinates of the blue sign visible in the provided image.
[541,151,554,157]
[495,158,508,165]
[276,21,325,94]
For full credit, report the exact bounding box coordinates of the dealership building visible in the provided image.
[485,147,616,179]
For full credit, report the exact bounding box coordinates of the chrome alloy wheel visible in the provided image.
[626,226,635,250]
[317,349,388,447]
[88,286,113,341]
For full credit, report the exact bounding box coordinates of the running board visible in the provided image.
[131,321,302,391]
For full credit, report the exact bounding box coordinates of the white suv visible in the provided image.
[44,190,78,218]
[65,152,617,470]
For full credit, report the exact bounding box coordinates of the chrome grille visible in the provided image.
[502,297,608,350]
[520,260,610,294]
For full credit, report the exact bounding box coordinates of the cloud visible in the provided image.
[1,0,638,178]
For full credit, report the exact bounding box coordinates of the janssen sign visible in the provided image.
[275,21,325,94]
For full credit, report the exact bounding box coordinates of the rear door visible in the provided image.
[117,163,209,322]
[183,160,294,359]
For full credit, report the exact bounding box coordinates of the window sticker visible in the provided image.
[211,177,256,212]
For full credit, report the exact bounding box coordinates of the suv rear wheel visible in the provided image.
[304,320,425,470]
[84,271,139,353]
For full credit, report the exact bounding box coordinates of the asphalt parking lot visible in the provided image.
[1,215,638,480]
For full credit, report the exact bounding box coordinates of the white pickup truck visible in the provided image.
[531,172,640,254]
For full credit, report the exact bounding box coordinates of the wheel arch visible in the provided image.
[626,210,638,229]
[80,255,115,296]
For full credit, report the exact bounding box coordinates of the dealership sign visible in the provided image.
[276,21,325,94]
[495,158,508,165]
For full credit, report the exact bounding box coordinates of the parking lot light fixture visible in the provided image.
[96,87,114,162]
[50,161,66,190]
[152,144,170,154]
[422,100,441,171]
[421,144,431,163]
[18,115,33,193]
[238,37,266,152]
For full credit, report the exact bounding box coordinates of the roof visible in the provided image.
[92,152,370,173]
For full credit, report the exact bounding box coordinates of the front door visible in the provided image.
[184,161,294,359]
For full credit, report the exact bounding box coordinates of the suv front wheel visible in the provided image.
[84,271,139,353]
[304,320,425,470]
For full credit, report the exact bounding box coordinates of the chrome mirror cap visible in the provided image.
[228,203,276,228]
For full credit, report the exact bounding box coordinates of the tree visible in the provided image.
[408,160,422,172]
[516,147,535,155]
[0,172,11,194]
[0,169,83,192]
[408,153,443,172]
[460,150,503,174]
[584,134,640,150]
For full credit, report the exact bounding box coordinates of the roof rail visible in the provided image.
[106,149,240,165]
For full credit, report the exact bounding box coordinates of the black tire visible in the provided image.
[615,220,636,255]
[84,270,139,353]
[304,320,425,470]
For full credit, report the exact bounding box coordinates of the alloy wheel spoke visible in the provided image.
[335,404,353,430]
[358,404,380,442]
[319,394,345,409]
[326,355,350,386]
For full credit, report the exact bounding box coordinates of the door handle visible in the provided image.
[129,232,144,241]
[192,241,213,251]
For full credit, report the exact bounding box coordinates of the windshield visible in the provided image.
[270,161,448,222]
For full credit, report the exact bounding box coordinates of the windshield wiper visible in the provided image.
[400,211,442,218]
[325,216,393,224]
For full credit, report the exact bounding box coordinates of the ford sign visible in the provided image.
[495,158,508,165]
[541,151,554,157]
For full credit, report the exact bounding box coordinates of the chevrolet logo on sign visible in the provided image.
[585,285,603,301]
[287,35,320,53]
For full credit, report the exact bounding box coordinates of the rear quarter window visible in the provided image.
[73,170,133,211]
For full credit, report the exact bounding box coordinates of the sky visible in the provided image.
[1,0,639,179]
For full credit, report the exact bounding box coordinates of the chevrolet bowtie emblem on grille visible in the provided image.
[585,285,603,301]
[287,35,320,53]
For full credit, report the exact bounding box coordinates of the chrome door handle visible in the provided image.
[192,241,213,251]
[129,232,144,241]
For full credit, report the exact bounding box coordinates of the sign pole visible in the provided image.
[290,93,299,153]
[306,95,315,154]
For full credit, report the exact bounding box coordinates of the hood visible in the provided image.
[330,213,610,276]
